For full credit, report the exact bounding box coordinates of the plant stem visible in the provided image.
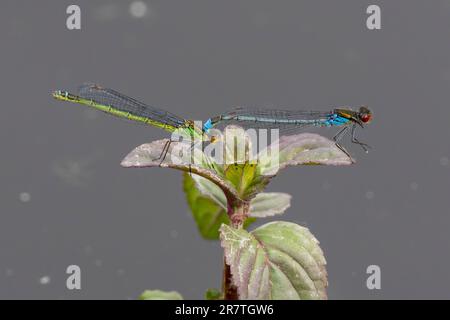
[222,202,249,299]
[229,201,249,228]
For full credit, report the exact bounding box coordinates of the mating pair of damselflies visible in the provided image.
[52,84,372,162]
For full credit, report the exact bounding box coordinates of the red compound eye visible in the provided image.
[360,113,372,123]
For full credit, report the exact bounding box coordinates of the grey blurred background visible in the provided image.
[0,0,449,299]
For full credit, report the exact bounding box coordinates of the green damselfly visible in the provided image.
[53,84,209,163]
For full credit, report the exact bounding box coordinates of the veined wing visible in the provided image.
[76,83,186,130]
[210,106,333,135]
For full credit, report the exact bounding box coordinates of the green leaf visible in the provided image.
[188,171,228,209]
[184,173,229,240]
[184,173,256,240]
[258,133,353,176]
[205,288,222,300]
[220,221,327,300]
[249,192,291,218]
[139,290,183,300]
[224,163,270,199]
[121,131,351,203]
[121,139,242,202]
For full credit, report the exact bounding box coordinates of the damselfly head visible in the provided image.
[358,106,372,124]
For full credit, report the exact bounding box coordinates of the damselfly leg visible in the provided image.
[153,137,199,174]
[351,124,371,153]
[332,126,354,162]
[153,139,173,166]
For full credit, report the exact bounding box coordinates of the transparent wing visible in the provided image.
[77,83,186,128]
[221,106,331,120]
[211,106,333,136]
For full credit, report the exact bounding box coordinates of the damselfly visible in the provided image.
[53,84,372,163]
[206,106,373,160]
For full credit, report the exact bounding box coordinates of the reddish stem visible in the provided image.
[222,257,239,300]
[222,201,249,299]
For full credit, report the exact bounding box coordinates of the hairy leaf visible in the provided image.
[121,139,242,202]
[184,173,229,239]
[249,192,291,218]
[258,133,353,176]
[220,222,327,300]
[122,131,351,203]
[184,173,256,240]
